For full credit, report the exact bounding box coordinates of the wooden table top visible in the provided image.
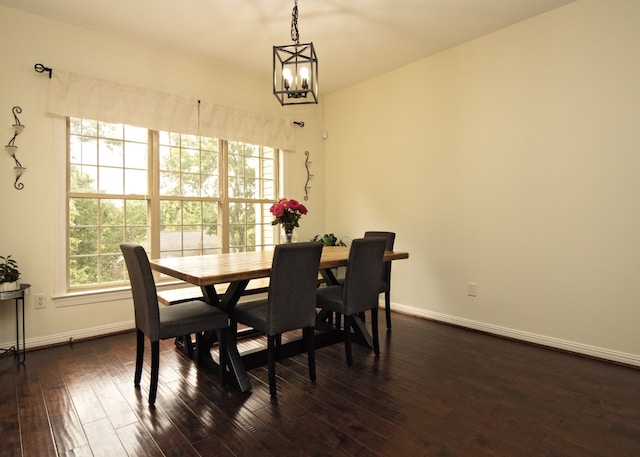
[150,246,408,286]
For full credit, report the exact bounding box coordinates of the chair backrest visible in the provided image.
[364,231,395,285]
[266,241,324,334]
[343,237,387,314]
[120,244,161,340]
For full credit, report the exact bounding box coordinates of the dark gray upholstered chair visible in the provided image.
[364,231,396,330]
[230,242,323,396]
[316,237,387,366]
[120,243,229,407]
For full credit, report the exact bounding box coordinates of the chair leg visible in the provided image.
[344,315,353,366]
[371,307,380,355]
[134,329,144,387]
[304,327,316,382]
[194,332,202,364]
[267,335,277,396]
[185,334,194,358]
[174,334,194,358]
[149,340,160,407]
[384,290,392,330]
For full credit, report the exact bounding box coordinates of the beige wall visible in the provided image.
[324,0,640,364]
[0,6,326,347]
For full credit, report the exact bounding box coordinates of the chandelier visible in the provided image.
[273,0,318,105]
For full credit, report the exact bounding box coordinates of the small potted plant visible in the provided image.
[311,233,347,247]
[0,255,21,292]
[311,234,347,281]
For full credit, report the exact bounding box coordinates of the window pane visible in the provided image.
[69,227,98,256]
[229,224,247,253]
[159,133,219,199]
[100,199,124,226]
[263,147,274,160]
[228,141,272,200]
[181,148,200,174]
[203,224,218,252]
[99,226,125,254]
[100,254,126,283]
[159,145,180,172]
[159,200,220,257]
[70,118,97,136]
[183,201,202,224]
[126,200,148,225]
[183,226,204,251]
[229,202,273,252]
[70,135,98,165]
[98,139,123,167]
[126,226,148,245]
[69,198,98,225]
[124,124,148,142]
[160,171,180,195]
[98,167,124,194]
[70,256,98,285]
[124,141,148,169]
[202,175,219,198]
[70,165,98,193]
[99,122,123,139]
[160,225,183,253]
[203,201,217,225]
[263,179,275,200]
[181,173,201,197]
[124,169,147,194]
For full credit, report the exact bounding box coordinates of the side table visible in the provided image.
[0,283,30,364]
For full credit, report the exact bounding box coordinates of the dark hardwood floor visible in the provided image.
[1,312,639,456]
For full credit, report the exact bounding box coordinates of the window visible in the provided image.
[67,117,279,290]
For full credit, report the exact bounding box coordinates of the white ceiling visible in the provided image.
[1,0,575,94]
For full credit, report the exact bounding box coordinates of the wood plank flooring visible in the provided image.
[1,313,639,456]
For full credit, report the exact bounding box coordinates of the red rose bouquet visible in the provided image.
[269,198,308,238]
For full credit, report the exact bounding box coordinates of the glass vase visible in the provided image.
[281,227,295,244]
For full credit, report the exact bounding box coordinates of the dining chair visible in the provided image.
[316,237,387,366]
[120,243,229,407]
[230,242,323,396]
[364,231,396,330]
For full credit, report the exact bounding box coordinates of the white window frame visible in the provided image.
[53,117,282,306]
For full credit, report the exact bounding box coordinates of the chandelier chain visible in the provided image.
[290,0,300,44]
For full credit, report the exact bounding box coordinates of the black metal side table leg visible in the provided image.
[16,296,25,364]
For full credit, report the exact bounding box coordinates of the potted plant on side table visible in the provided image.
[311,233,347,247]
[311,234,348,283]
[0,255,21,292]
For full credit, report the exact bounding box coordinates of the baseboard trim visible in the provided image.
[391,303,640,368]
[8,321,135,352]
[11,303,640,368]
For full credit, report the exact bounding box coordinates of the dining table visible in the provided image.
[149,245,409,392]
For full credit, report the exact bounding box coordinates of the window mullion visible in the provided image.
[220,139,230,253]
[149,130,160,259]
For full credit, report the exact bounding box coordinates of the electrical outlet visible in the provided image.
[35,293,46,309]
[467,282,477,297]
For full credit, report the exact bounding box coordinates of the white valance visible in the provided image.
[198,103,294,150]
[47,71,295,150]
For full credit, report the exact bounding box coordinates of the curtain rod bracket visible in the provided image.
[34,63,53,79]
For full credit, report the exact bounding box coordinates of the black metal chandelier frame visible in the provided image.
[273,0,318,106]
